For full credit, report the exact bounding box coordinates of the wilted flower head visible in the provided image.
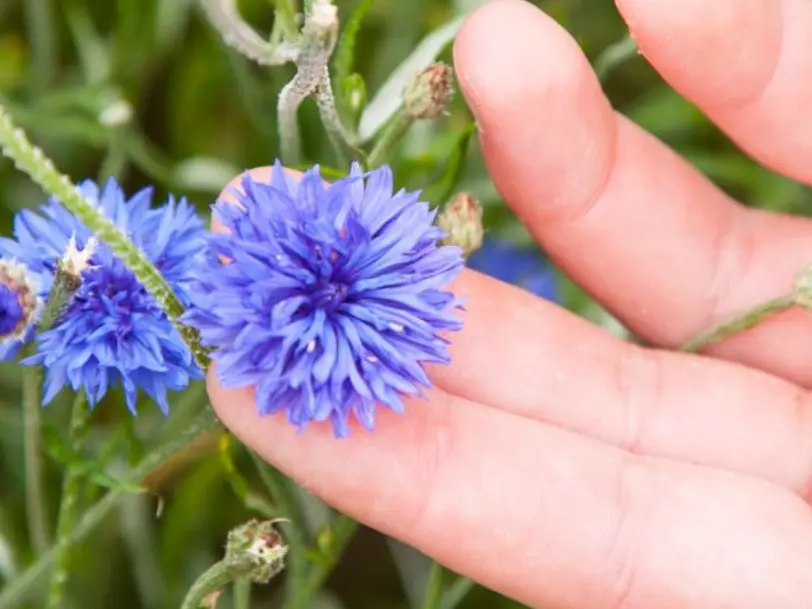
[437,192,484,256]
[468,238,559,303]
[403,63,454,120]
[0,179,206,412]
[183,162,464,437]
[0,258,39,346]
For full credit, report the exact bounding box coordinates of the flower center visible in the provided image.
[0,283,24,336]
[311,280,349,312]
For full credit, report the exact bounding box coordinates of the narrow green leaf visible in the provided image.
[424,121,477,205]
[334,0,375,101]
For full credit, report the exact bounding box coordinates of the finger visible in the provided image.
[209,376,812,609]
[213,165,812,501]
[453,0,812,387]
[431,270,812,502]
[616,0,812,184]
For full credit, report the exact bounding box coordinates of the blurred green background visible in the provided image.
[0,1,809,608]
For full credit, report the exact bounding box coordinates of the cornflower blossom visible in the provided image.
[0,179,206,412]
[183,162,464,437]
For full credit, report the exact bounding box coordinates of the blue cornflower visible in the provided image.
[0,258,40,353]
[183,162,464,437]
[467,237,559,302]
[0,179,206,412]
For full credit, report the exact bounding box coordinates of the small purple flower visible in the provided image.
[183,162,465,437]
[0,179,206,412]
[467,238,559,302]
[0,259,39,352]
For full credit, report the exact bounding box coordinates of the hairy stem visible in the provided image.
[0,408,221,609]
[179,560,233,609]
[367,110,412,168]
[315,67,364,165]
[46,392,92,609]
[283,514,358,609]
[680,295,795,354]
[0,105,209,369]
[22,359,49,556]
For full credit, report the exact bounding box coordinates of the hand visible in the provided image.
[208,0,812,607]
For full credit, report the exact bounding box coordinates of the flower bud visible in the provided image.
[403,62,454,120]
[225,518,289,584]
[0,258,39,344]
[437,192,484,256]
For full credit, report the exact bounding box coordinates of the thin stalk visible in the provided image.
[0,105,208,369]
[439,577,475,609]
[46,392,92,609]
[22,359,48,555]
[283,514,358,609]
[366,110,412,168]
[233,579,251,609]
[0,407,221,609]
[179,560,232,609]
[680,295,795,353]
[271,0,299,42]
[420,562,444,609]
[23,0,56,95]
[594,34,638,82]
[315,67,364,166]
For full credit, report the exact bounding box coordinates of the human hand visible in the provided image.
[208,0,812,607]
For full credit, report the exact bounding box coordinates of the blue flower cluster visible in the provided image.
[467,238,559,302]
[0,163,467,435]
[0,179,206,413]
[182,162,465,437]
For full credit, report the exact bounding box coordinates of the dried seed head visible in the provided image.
[437,192,484,256]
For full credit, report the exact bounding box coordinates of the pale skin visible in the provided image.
[207,0,812,607]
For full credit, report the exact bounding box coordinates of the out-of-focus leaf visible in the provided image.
[423,121,476,205]
[41,425,148,494]
[0,35,26,92]
[217,433,277,517]
[155,0,196,51]
[171,157,243,193]
[358,15,464,142]
[63,1,110,85]
[386,539,432,608]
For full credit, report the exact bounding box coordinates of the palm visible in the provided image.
[209,0,812,607]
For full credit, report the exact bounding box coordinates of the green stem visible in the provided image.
[46,392,92,609]
[0,105,208,369]
[22,359,49,556]
[594,34,638,82]
[0,407,221,609]
[420,562,444,609]
[438,577,475,609]
[180,560,233,609]
[366,110,412,169]
[23,0,56,95]
[272,0,300,42]
[680,294,795,353]
[283,514,358,609]
[233,579,251,609]
[315,67,364,166]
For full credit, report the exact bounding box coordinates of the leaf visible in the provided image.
[334,0,376,88]
[424,121,477,205]
[41,424,148,494]
[358,15,465,143]
[218,433,277,517]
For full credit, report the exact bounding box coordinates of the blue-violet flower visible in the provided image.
[182,162,464,437]
[0,179,206,412]
[0,258,40,348]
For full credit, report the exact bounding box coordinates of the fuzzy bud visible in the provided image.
[437,192,484,256]
[403,63,454,120]
[225,519,289,584]
[0,259,40,344]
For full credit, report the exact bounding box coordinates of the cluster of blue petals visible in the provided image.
[0,179,206,412]
[0,283,24,336]
[467,238,559,302]
[183,162,464,437]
